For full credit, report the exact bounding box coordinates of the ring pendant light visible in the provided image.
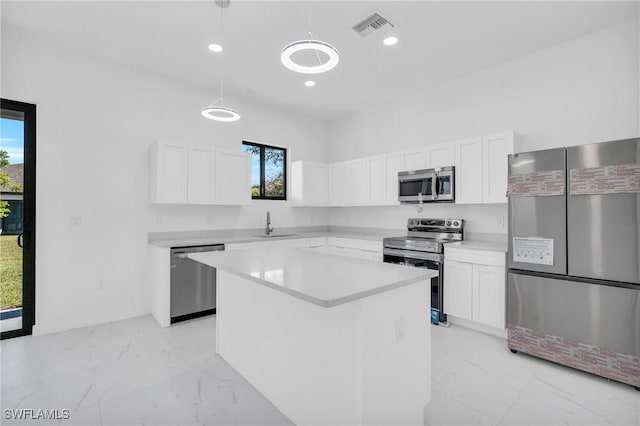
[201,98,241,122]
[280,34,340,74]
[202,0,241,122]
[281,2,339,75]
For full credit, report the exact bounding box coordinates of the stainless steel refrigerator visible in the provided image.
[507,138,640,390]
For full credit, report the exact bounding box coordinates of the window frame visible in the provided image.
[242,140,287,201]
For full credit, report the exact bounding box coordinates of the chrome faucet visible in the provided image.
[265,211,274,235]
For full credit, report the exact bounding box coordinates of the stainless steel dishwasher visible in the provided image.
[170,244,224,323]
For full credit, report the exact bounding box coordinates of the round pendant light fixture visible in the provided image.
[280,38,339,74]
[201,98,240,122]
[202,0,240,122]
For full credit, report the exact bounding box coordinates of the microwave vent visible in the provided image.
[352,10,394,38]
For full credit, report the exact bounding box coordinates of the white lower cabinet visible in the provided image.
[226,237,382,262]
[442,260,474,319]
[225,242,261,251]
[444,247,506,329]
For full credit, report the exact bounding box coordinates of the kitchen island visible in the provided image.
[189,247,436,426]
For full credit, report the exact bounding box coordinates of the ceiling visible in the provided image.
[2,1,638,120]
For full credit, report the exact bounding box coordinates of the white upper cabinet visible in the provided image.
[151,141,250,205]
[342,159,367,206]
[482,132,515,204]
[454,137,483,204]
[383,153,401,206]
[401,149,429,171]
[454,131,517,204]
[291,161,329,207]
[365,156,384,206]
[151,140,188,204]
[215,148,251,205]
[427,143,455,168]
[329,162,345,207]
[187,145,215,204]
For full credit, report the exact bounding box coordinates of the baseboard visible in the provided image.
[448,316,507,338]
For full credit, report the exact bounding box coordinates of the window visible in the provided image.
[242,141,287,200]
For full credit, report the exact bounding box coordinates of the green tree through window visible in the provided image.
[242,141,286,200]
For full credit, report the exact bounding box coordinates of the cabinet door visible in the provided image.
[482,132,514,204]
[365,156,384,206]
[401,149,428,171]
[187,145,215,205]
[427,143,455,168]
[291,161,328,206]
[152,140,188,204]
[343,159,367,206]
[308,162,329,206]
[443,260,474,320]
[329,163,345,207]
[473,264,506,329]
[454,137,483,204]
[383,153,401,205]
[215,149,251,205]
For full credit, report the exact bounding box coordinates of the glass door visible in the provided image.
[1,99,36,339]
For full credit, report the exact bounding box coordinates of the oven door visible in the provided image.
[383,248,446,323]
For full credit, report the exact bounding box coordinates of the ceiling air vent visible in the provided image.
[352,10,394,38]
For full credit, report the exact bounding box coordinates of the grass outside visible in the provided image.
[1,235,22,310]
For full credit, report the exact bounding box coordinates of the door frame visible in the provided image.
[1,98,36,339]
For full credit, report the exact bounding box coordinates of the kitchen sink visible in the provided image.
[254,234,297,238]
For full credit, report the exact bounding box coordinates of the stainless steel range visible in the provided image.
[383,218,464,324]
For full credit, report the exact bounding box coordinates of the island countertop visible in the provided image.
[189,247,436,308]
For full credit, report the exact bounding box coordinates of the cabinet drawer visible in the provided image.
[226,242,261,251]
[445,248,505,267]
[327,237,382,252]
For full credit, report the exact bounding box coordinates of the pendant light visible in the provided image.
[281,3,339,74]
[202,0,240,122]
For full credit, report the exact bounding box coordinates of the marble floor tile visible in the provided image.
[2,315,638,426]
[425,393,497,426]
[430,323,475,362]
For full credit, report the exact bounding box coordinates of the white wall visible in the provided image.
[326,17,639,232]
[3,16,638,334]
[1,25,329,334]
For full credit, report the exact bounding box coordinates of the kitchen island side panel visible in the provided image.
[216,270,430,426]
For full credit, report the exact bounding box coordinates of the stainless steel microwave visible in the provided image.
[398,166,455,203]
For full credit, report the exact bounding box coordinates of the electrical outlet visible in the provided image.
[395,317,405,343]
[497,216,505,228]
[70,217,83,226]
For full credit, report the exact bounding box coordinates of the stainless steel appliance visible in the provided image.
[398,166,455,203]
[507,138,640,390]
[170,244,224,323]
[383,218,464,324]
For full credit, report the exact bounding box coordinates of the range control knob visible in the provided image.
[453,220,460,227]
[446,221,452,226]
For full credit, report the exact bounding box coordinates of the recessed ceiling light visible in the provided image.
[383,36,398,46]
[208,43,223,53]
[304,81,316,87]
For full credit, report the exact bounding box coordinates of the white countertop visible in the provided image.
[149,231,396,248]
[445,240,507,252]
[189,247,436,308]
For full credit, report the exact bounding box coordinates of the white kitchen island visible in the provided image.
[189,247,436,426]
